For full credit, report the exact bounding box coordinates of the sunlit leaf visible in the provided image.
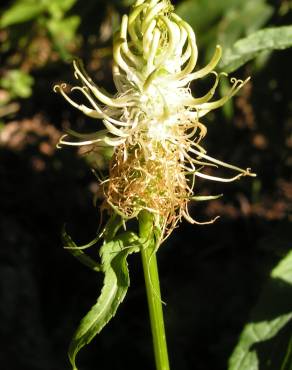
[47,16,80,60]
[0,70,34,99]
[46,0,77,19]
[220,26,292,73]
[0,1,45,28]
[228,250,292,370]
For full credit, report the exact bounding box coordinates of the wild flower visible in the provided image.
[54,0,255,242]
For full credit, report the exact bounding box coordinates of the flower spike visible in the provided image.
[55,0,256,240]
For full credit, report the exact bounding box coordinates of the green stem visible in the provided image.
[139,212,170,370]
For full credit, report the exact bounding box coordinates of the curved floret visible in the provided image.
[54,0,256,241]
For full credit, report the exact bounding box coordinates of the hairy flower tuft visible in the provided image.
[54,0,256,241]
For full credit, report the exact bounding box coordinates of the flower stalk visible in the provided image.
[141,246,170,370]
[139,211,170,370]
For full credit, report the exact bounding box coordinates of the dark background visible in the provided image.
[0,0,291,369]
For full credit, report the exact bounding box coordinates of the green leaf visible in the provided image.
[62,229,101,272]
[0,70,34,99]
[68,231,139,370]
[176,0,273,66]
[46,0,77,19]
[103,214,123,242]
[47,15,80,60]
[228,250,292,370]
[217,0,273,50]
[220,26,292,73]
[0,1,45,28]
[176,0,244,36]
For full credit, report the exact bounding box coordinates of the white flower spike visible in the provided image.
[54,0,256,241]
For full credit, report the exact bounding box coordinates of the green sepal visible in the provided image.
[68,231,140,370]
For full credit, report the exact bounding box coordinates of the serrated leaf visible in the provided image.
[228,250,292,370]
[68,231,139,370]
[220,26,292,73]
[0,1,45,28]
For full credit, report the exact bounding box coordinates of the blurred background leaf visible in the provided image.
[176,0,273,59]
[228,250,292,370]
[0,0,46,28]
[220,26,292,73]
[0,69,33,100]
[46,15,80,60]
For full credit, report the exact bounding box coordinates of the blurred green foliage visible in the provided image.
[229,250,292,370]
[1,0,291,115]
[176,0,273,56]
[176,0,292,119]
[0,0,79,54]
[0,69,33,100]
[0,0,80,114]
[220,25,292,72]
